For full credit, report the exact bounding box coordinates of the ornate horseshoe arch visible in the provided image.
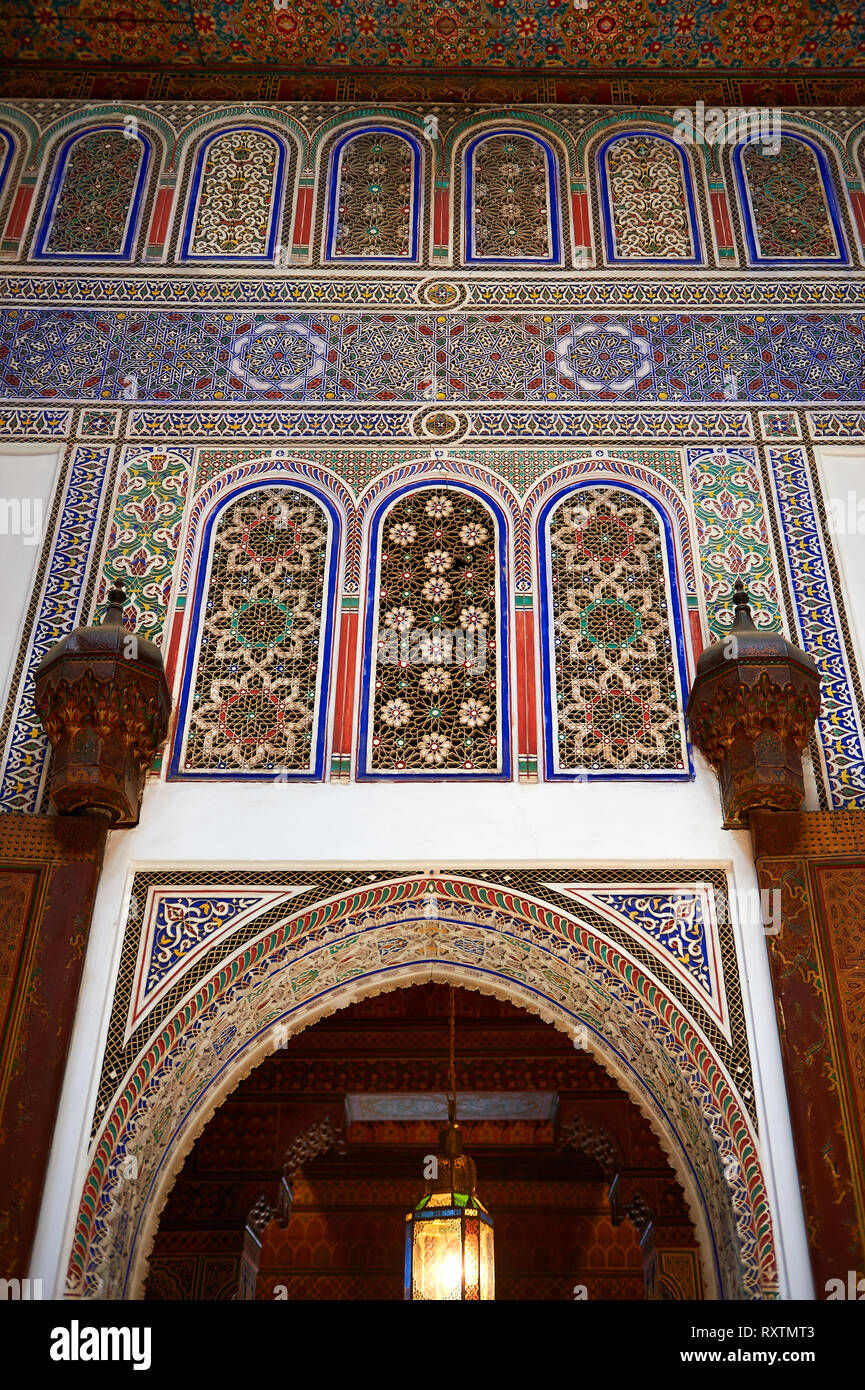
[66,870,777,1301]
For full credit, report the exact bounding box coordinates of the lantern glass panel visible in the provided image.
[464,1218,480,1299]
[412,1216,463,1300]
[480,1218,495,1300]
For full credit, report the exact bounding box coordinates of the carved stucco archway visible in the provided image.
[65,873,777,1300]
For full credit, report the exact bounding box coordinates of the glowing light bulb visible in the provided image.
[437,1246,462,1298]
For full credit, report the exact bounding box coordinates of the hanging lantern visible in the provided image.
[404,990,495,1300]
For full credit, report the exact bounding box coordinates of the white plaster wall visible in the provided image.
[815,447,865,682]
[0,445,62,711]
[31,757,815,1301]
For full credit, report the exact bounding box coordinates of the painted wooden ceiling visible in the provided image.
[2,0,862,72]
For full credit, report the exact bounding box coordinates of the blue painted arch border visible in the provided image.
[0,127,15,207]
[537,479,693,782]
[169,477,341,782]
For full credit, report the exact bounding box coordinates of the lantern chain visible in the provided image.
[448,985,456,1117]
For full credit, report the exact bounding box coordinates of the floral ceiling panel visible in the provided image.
[2,0,862,71]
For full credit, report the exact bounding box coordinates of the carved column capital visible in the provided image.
[34,585,171,826]
[686,581,820,828]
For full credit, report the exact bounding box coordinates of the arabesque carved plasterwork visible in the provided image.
[604,135,694,260]
[187,130,282,259]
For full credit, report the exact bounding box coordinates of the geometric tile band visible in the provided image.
[4,276,865,311]
[124,405,757,443]
[3,309,865,403]
[0,403,757,446]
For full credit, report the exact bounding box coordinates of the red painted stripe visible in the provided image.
[719,193,733,247]
[515,610,527,753]
[330,608,349,755]
[164,606,186,690]
[710,189,733,250]
[850,189,865,247]
[434,187,449,249]
[523,609,538,758]
[147,186,174,249]
[5,184,33,242]
[514,610,538,765]
[689,610,704,667]
[333,610,359,759]
[571,191,589,248]
[341,612,359,759]
[293,186,314,249]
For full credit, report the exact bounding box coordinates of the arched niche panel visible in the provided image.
[358,482,511,779]
[34,125,152,261]
[464,130,562,265]
[537,482,691,780]
[598,131,703,265]
[181,127,288,262]
[324,126,423,263]
[732,133,848,267]
[170,481,340,781]
[66,871,774,1301]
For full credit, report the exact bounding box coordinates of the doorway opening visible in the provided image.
[145,984,703,1300]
